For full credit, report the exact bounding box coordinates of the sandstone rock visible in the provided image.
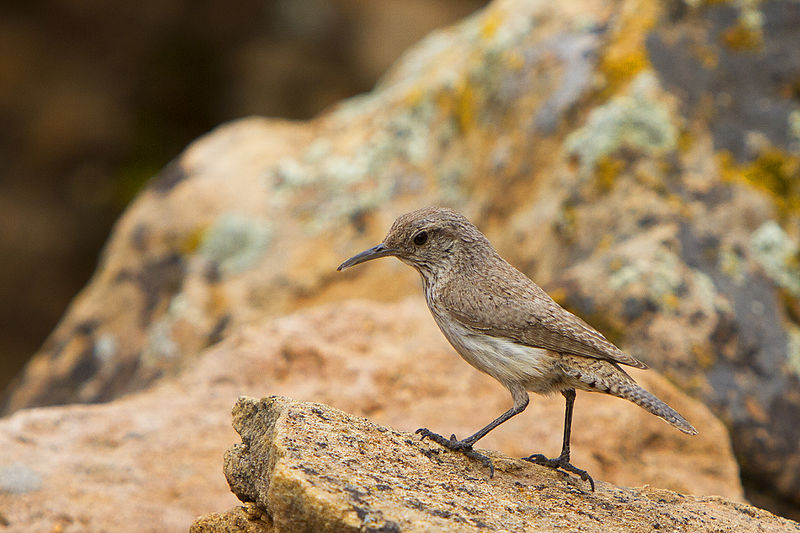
[190,506,270,533]
[0,300,742,532]
[193,396,799,533]
[4,0,799,514]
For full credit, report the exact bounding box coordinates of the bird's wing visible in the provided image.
[439,274,648,369]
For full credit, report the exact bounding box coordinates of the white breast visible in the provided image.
[430,309,562,394]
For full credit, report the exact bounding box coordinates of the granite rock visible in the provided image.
[193,395,799,533]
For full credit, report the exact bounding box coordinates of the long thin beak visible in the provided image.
[337,243,394,271]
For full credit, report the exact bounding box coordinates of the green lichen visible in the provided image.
[93,333,118,364]
[718,243,748,285]
[141,293,206,367]
[142,318,180,364]
[717,243,747,285]
[608,246,727,314]
[749,220,800,297]
[269,83,450,232]
[268,0,542,230]
[608,247,683,311]
[693,269,729,315]
[566,72,678,176]
[199,213,273,275]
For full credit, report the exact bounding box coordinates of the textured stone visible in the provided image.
[190,505,271,533]
[646,0,800,160]
[0,300,742,532]
[4,0,800,515]
[0,463,42,494]
[196,396,798,533]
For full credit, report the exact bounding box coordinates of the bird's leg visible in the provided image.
[523,388,595,491]
[417,387,529,478]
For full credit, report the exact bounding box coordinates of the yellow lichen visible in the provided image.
[719,148,800,217]
[594,155,625,192]
[661,292,680,312]
[595,233,616,254]
[454,80,477,132]
[181,225,210,255]
[504,49,525,71]
[480,10,503,40]
[432,76,478,134]
[676,131,694,153]
[781,288,800,325]
[722,0,766,52]
[599,0,662,95]
[722,23,763,51]
[402,86,425,108]
[692,342,717,370]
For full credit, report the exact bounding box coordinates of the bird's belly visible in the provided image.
[433,316,562,393]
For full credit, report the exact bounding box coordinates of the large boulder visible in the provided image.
[192,396,798,533]
[0,300,742,532]
[3,0,799,513]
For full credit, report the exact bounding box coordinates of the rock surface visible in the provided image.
[0,300,742,533]
[193,396,799,533]
[4,0,799,514]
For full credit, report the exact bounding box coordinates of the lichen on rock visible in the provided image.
[194,395,800,533]
[566,71,678,176]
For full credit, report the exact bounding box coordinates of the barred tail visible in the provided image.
[613,383,698,435]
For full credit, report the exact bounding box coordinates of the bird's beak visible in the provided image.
[337,243,394,271]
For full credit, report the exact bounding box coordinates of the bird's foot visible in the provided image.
[415,428,495,477]
[522,453,595,491]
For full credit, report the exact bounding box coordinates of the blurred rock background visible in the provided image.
[0,0,487,393]
[1,0,800,530]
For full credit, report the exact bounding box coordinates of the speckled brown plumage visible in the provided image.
[338,206,697,490]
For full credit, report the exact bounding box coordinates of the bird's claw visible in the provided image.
[415,428,470,450]
[523,453,595,491]
[415,427,495,477]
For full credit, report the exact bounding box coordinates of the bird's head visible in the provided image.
[337,206,492,277]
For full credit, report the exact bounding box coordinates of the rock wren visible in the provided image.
[337,207,697,490]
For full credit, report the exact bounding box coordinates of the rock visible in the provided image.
[193,396,799,533]
[0,378,241,533]
[4,0,800,515]
[0,463,42,494]
[190,506,270,533]
[0,300,742,532]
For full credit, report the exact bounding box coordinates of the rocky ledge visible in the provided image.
[191,396,799,533]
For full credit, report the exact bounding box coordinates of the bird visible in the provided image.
[337,206,697,490]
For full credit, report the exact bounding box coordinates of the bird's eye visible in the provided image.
[413,231,428,246]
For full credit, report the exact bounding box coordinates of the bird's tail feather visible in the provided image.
[612,382,697,435]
